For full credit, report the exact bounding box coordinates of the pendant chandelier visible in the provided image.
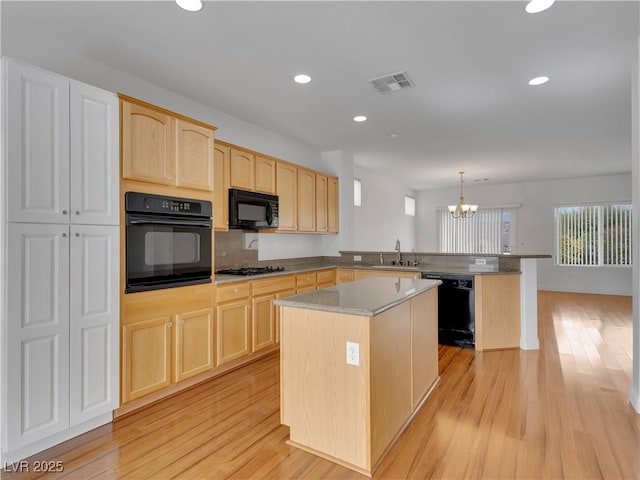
[448,171,478,218]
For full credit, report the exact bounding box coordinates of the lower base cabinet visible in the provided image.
[121,307,214,403]
[216,297,251,365]
[251,275,296,351]
[175,309,215,381]
[252,294,277,352]
[122,316,172,402]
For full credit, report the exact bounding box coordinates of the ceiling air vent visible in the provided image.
[368,71,415,94]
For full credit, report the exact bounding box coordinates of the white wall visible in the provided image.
[0,45,336,261]
[417,174,632,295]
[353,166,417,252]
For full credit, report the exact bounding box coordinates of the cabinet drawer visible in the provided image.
[316,269,336,285]
[296,273,316,288]
[216,282,250,303]
[337,269,355,283]
[252,275,296,296]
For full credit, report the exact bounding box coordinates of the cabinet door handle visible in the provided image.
[62,210,68,215]
[75,211,80,215]
[75,233,80,237]
[179,319,184,325]
[61,233,67,238]
[233,288,239,294]
[179,176,184,182]
[166,174,173,181]
[167,322,173,328]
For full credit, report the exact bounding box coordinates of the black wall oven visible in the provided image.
[125,192,212,293]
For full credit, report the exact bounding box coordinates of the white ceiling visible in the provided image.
[2,1,638,190]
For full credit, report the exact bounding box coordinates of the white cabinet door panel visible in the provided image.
[6,60,70,223]
[69,225,119,425]
[70,83,119,225]
[6,223,70,448]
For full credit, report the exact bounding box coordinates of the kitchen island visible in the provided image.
[275,277,441,476]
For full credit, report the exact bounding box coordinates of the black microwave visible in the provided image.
[229,188,279,230]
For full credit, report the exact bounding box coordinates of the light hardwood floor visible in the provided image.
[4,291,639,479]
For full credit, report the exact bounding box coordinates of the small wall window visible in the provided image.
[354,179,362,207]
[404,196,415,216]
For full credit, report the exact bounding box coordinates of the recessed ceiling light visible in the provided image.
[353,115,367,122]
[176,0,202,12]
[525,0,555,14]
[388,132,399,138]
[293,74,312,84]
[528,76,549,86]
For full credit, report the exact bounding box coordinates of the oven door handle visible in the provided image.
[127,214,212,228]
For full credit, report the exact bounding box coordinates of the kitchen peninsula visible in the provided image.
[275,277,441,476]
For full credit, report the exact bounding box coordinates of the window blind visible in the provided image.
[439,208,503,253]
[554,204,631,266]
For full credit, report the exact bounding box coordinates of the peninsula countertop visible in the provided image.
[273,277,441,317]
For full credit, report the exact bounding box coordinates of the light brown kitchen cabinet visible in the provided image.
[214,142,230,230]
[255,155,276,194]
[252,294,277,352]
[120,95,216,191]
[120,284,215,405]
[327,176,339,233]
[276,161,297,232]
[475,275,521,351]
[230,148,254,191]
[296,272,317,293]
[252,275,296,350]
[216,283,251,365]
[336,268,355,284]
[174,308,214,382]
[121,306,215,404]
[410,288,438,408]
[316,269,336,288]
[121,100,173,186]
[315,174,328,232]
[121,315,173,403]
[175,119,214,191]
[355,269,420,280]
[275,288,295,343]
[297,168,316,232]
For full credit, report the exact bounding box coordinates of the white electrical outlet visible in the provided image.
[354,255,362,262]
[475,258,487,265]
[346,341,360,366]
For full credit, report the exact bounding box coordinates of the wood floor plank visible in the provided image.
[3,291,639,480]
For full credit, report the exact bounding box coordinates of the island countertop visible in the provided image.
[273,277,441,317]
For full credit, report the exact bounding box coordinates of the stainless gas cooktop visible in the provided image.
[215,266,285,276]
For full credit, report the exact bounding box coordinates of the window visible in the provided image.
[405,196,415,216]
[354,178,362,207]
[439,207,516,254]
[555,204,632,266]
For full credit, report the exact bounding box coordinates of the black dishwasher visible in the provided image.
[421,273,475,348]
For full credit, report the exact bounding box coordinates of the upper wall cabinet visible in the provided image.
[297,168,316,233]
[120,95,216,192]
[230,148,276,194]
[6,60,119,225]
[327,176,339,234]
[214,143,230,230]
[276,161,298,232]
[175,119,215,191]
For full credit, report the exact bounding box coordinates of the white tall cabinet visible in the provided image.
[1,58,119,462]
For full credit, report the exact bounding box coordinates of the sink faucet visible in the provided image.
[395,239,402,265]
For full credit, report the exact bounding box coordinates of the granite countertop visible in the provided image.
[273,277,441,317]
[213,264,518,285]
